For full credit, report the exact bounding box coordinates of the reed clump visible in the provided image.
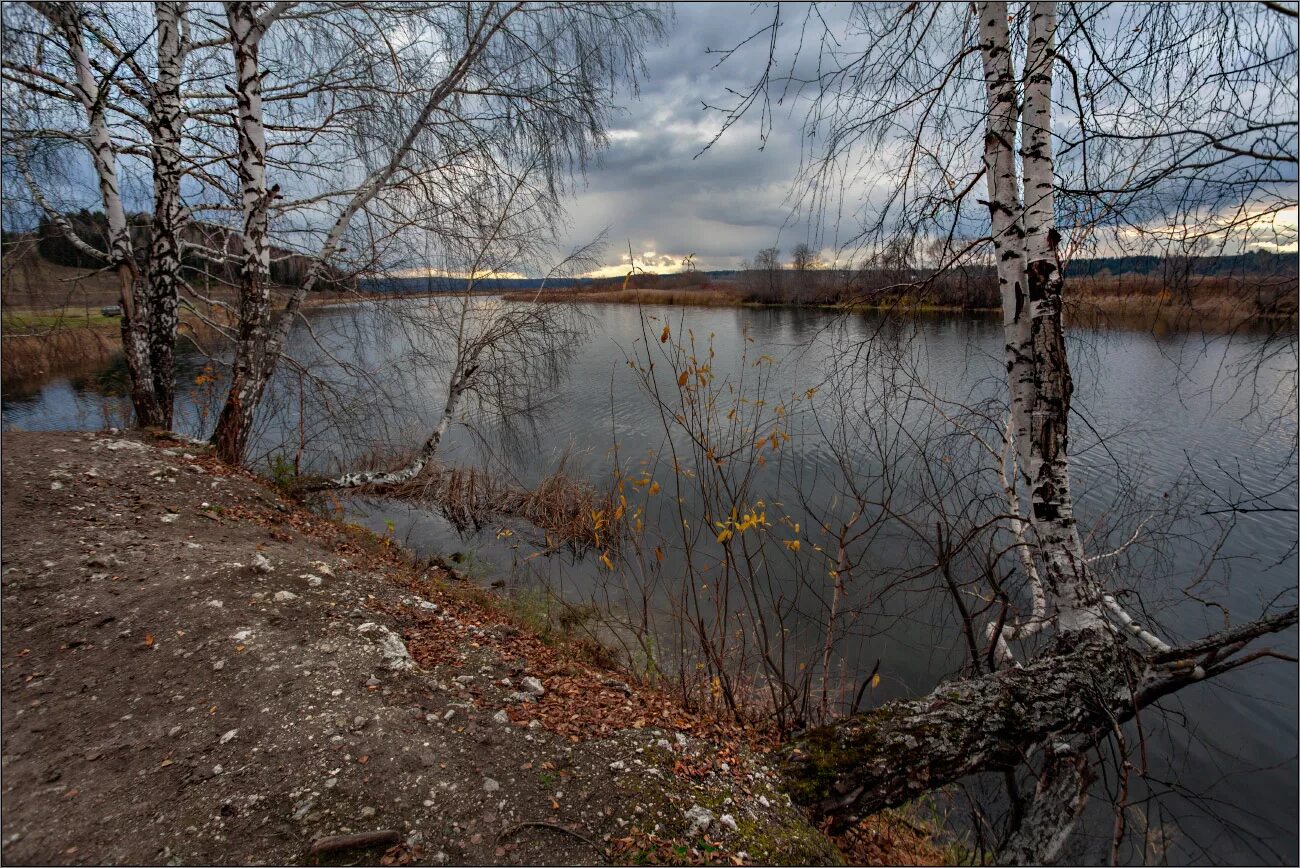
[387,461,623,555]
[2,328,120,394]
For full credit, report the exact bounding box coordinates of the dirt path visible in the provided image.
[0,431,837,866]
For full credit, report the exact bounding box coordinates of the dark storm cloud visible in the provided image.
[565,3,832,274]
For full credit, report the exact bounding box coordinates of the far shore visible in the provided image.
[493,283,1298,333]
[5,278,1293,396]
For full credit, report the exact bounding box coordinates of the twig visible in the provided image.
[495,821,603,853]
[308,830,401,855]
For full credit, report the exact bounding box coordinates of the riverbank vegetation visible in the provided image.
[502,249,1298,332]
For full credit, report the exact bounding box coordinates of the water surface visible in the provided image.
[4,300,1296,864]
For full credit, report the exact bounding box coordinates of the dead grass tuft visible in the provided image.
[832,809,955,866]
[2,329,121,394]
[380,460,624,555]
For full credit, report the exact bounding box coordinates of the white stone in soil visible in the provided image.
[684,805,714,835]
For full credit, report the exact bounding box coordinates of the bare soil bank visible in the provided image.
[0,431,852,866]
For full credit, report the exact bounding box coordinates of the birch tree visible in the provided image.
[706,1,1297,858]
[310,162,603,491]
[4,1,660,448]
[207,1,662,463]
[3,1,231,427]
[5,2,163,425]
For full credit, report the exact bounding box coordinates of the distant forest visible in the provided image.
[9,209,1293,305]
[365,249,1297,306]
[3,210,353,291]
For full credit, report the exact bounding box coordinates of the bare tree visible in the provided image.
[3,1,662,453]
[3,2,240,427]
[704,1,1298,859]
[311,165,605,490]
[208,1,663,463]
[790,241,814,272]
[5,3,163,424]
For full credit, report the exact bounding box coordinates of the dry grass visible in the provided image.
[833,809,958,866]
[500,273,1296,334]
[2,311,230,395]
[382,460,623,555]
[2,328,122,394]
[1,241,124,310]
[1064,292,1295,333]
[501,286,741,307]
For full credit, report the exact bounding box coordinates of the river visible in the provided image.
[3,299,1296,864]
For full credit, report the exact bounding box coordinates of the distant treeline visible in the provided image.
[1065,250,1296,279]
[362,274,582,294]
[501,250,1296,314]
[7,209,353,291]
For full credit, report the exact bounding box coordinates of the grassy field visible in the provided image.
[2,309,122,334]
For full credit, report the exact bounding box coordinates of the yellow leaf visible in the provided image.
[648,481,660,495]
[870,673,881,688]
[677,370,689,387]
[660,325,670,343]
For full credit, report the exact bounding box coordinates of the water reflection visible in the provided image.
[3,299,1296,864]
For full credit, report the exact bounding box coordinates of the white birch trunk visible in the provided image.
[320,372,466,490]
[145,0,187,426]
[1018,2,1106,635]
[41,2,163,426]
[212,1,273,462]
[977,1,1034,474]
[211,3,520,463]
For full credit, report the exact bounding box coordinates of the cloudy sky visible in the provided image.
[560,4,842,277]
[9,2,1293,271]
[558,3,1299,277]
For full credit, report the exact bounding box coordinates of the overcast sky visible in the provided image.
[10,3,1293,272]
[562,4,837,277]
[560,3,1299,276]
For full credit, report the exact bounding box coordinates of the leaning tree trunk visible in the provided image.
[780,632,1134,836]
[43,2,163,428]
[780,608,1298,858]
[144,0,187,427]
[308,357,475,491]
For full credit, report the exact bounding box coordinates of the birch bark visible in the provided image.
[145,1,187,425]
[1017,1,1105,635]
[318,371,467,490]
[212,0,273,463]
[37,2,163,427]
[977,1,1033,475]
[210,3,521,463]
